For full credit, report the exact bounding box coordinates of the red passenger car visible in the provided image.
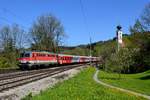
[17,51,98,69]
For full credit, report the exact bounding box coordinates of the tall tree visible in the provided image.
[0,24,28,51]
[30,14,65,52]
[0,24,27,67]
[0,25,14,52]
[130,19,145,34]
[11,24,28,49]
[141,2,150,31]
[130,2,150,32]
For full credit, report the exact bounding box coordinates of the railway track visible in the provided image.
[0,68,19,74]
[0,64,86,92]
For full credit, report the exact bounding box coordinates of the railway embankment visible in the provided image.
[0,65,86,100]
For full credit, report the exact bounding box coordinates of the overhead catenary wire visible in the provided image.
[79,0,90,36]
[79,0,92,57]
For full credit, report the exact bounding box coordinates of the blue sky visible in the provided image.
[0,0,149,46]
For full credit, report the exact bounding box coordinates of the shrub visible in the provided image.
[0,57,11,68]
[106,48,139,74]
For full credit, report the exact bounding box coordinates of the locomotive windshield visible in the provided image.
[20,53,30,57]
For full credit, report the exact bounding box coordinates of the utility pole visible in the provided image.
[116,25,123,52]
[90,36,92,65]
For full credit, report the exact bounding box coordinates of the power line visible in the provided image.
[0,8,30,30]
[79,0,93,40]
[1,8,27,23]
[79,0,93,61]
[0,16,29,30]
[2,8,21,19]
[79,0,89,35]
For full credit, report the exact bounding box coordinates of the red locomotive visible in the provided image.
[17,51,98,69]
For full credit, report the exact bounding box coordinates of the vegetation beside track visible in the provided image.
[98,70,150,95]
[23,67,145,100]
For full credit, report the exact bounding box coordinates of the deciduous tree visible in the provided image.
[30,14,65,52]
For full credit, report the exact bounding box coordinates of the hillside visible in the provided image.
[60,32,150,73]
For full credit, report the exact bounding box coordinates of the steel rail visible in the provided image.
[0,64,86,92]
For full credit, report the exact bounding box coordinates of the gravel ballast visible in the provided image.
[0,65,86,100]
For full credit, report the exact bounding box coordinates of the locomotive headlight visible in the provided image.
[21,60,27,63]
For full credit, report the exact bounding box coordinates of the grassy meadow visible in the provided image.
[23,67,145,100]
[98,70,150,95]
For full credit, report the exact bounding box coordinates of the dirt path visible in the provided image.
[93,69,150,100]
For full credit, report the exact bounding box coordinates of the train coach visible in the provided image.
[17,51,98,69]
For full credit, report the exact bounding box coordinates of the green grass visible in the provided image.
[98,70,150,96]
[23,67,145,100]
